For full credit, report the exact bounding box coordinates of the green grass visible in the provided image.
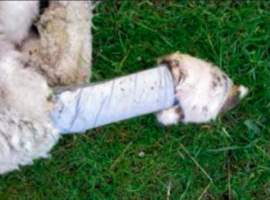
[1,1,270,199]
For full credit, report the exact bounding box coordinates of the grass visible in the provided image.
[0,0,270,199]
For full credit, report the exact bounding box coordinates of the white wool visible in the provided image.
[0,1,93,174]
[0,1,60,173]
[239,85,249,98]
[156,106,180,126]
[0,52,50,119]
[0,51,59,174]
[175,54,233,123]
[156,53,238,125]
[0,110,59,174]
[0,1,39,44]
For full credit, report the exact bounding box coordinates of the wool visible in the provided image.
[0,1,39,44]
[0,1,92,174]
[0,47,59,174]
[156,53,248,125]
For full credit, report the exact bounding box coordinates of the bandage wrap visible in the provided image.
[51,65,176,133]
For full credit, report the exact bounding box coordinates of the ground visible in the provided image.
[0,1,269,199]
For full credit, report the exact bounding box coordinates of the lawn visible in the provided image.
[0,1,270,199]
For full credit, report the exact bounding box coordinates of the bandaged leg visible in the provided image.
[51,65,176,133]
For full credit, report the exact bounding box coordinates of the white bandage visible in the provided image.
[51,65,175,134]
